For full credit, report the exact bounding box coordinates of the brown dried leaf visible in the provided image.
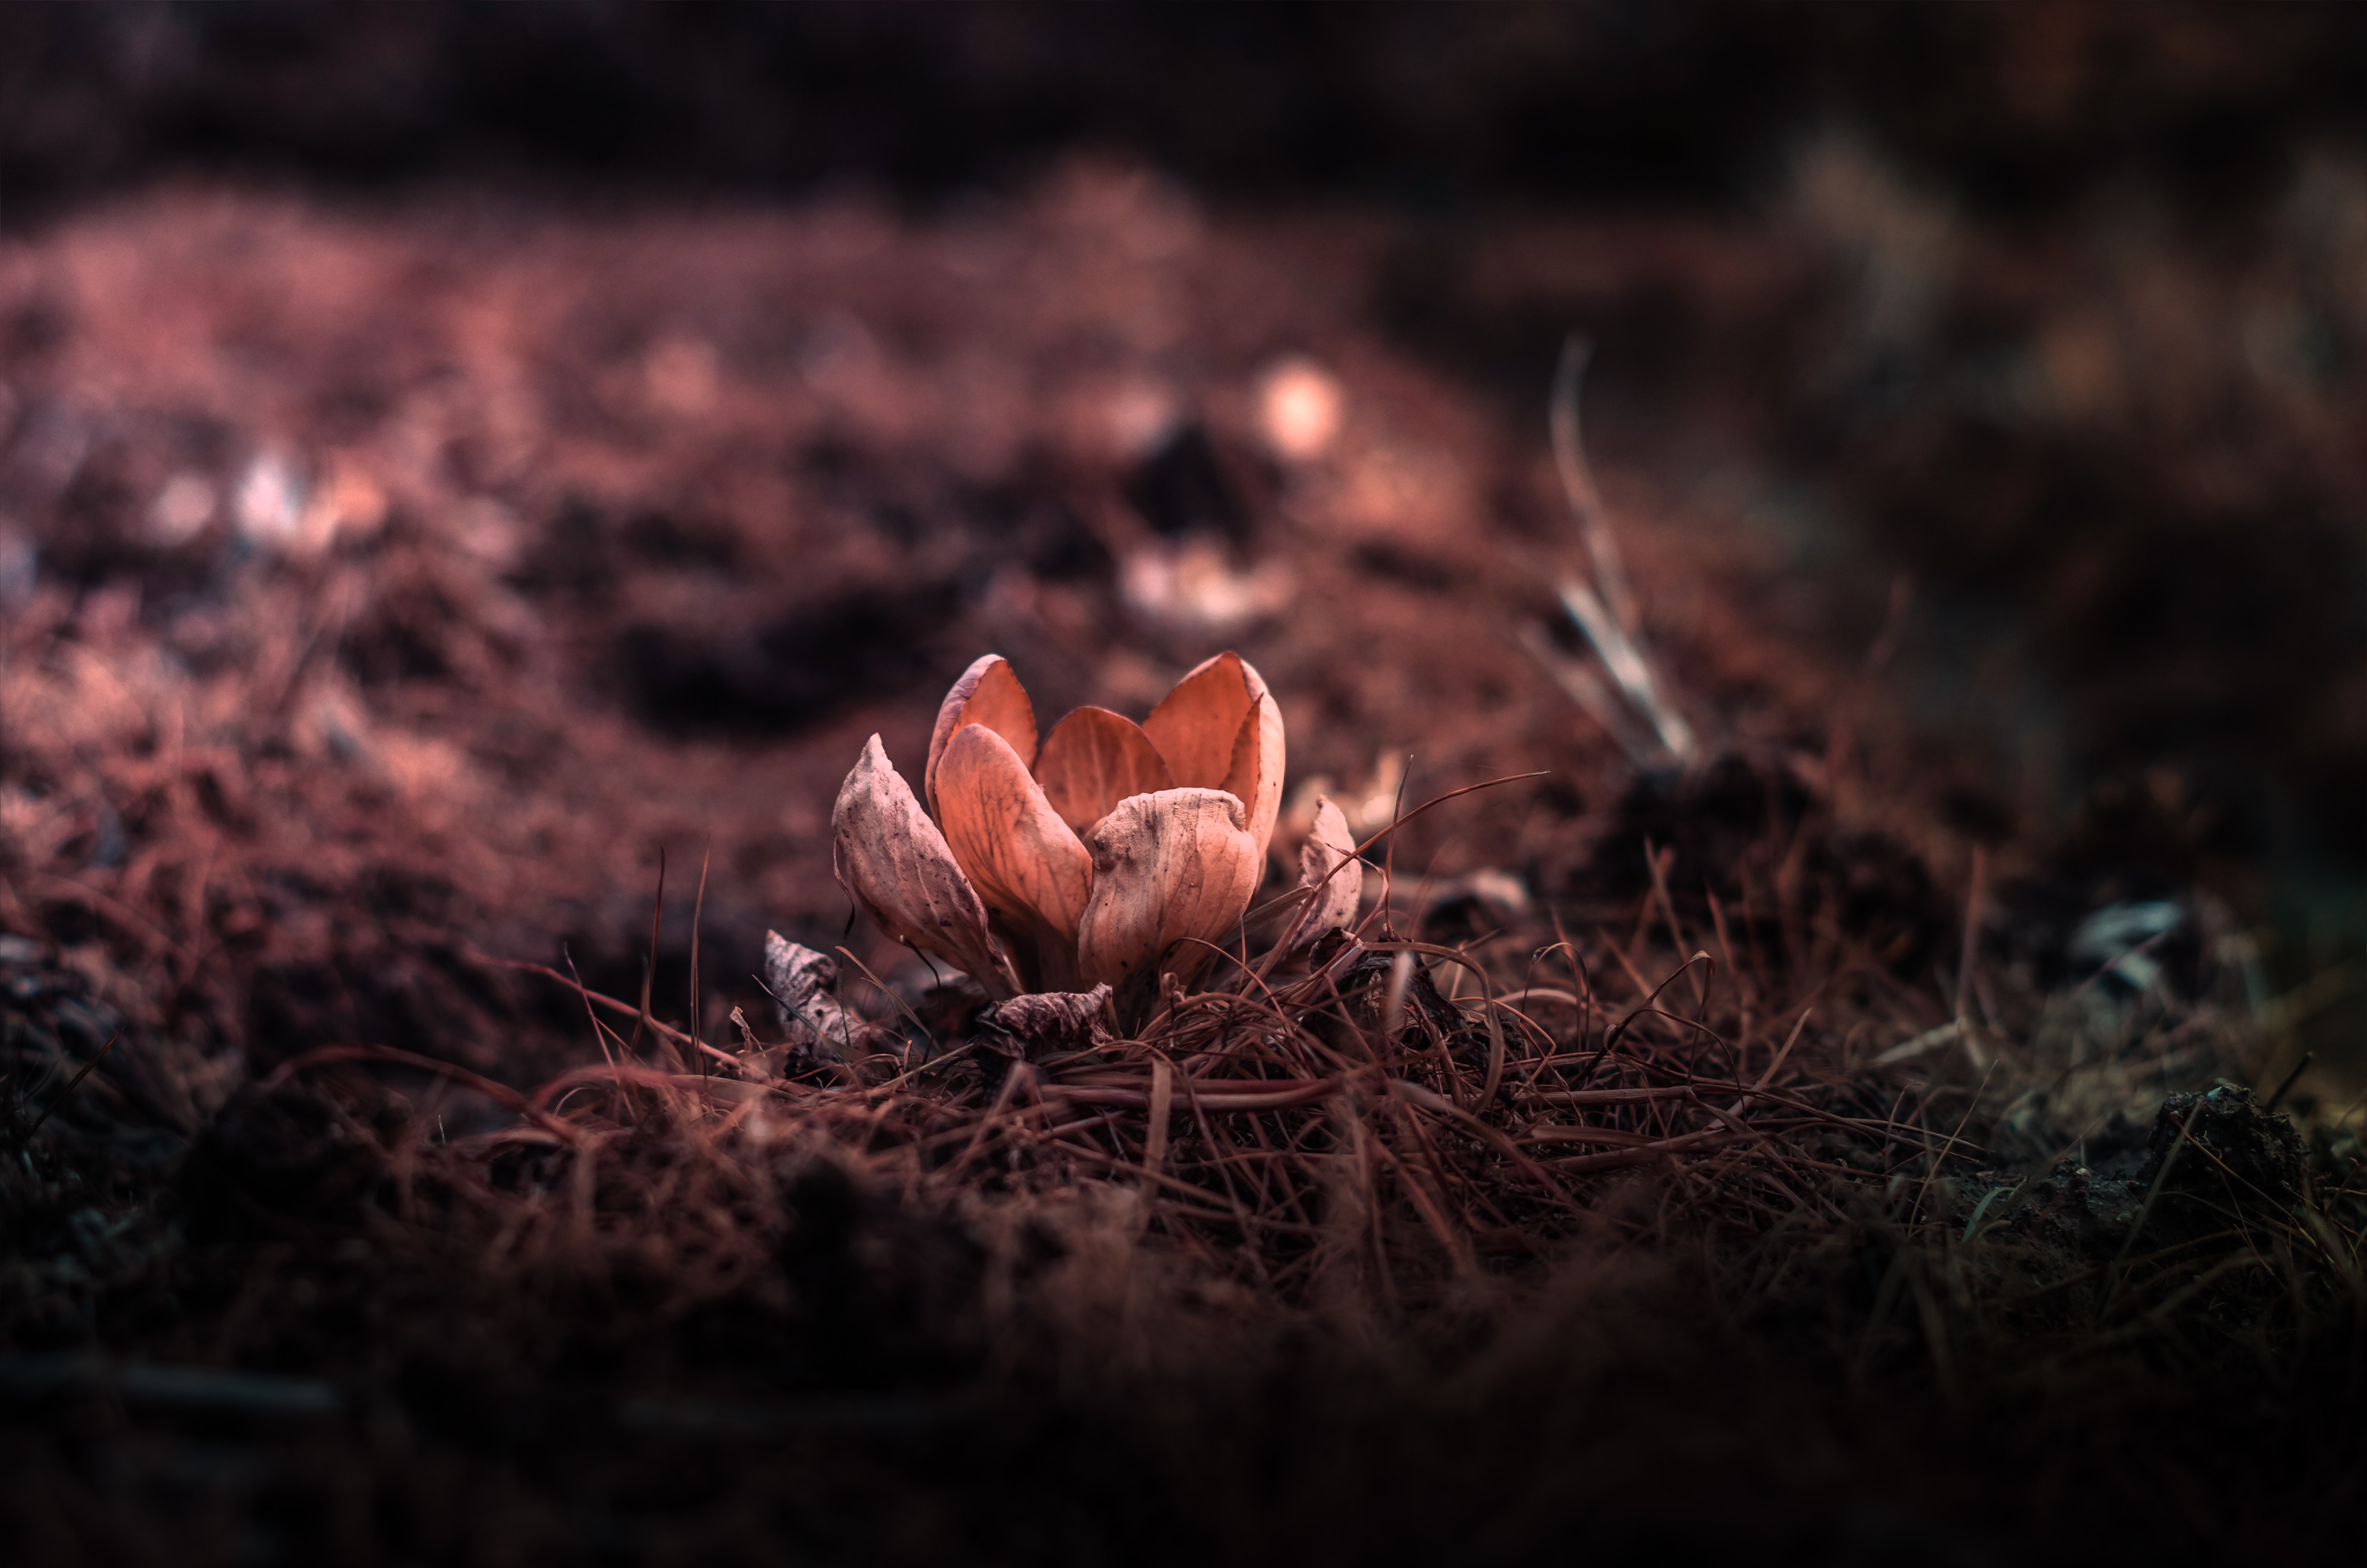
[1076,787,1261,1008]
[832,734,1021,999]
[1288,796,1360,948]
[977,984,1115,1058]
[935,722,1093,989]
[761,931,873,1060]
[925,654,1037,817]
[1033,706,1177,835]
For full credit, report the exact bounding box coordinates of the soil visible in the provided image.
[7,13,2367,1562]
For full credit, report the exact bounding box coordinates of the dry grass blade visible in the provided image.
[636,847,666,1055]
[471,952,750,1072]
[690,841,711,1073]
[1550,334,1639,638]
[1542,335,1696,766]
[261,1042,583,1144]
[214,752,2314,1395]
[27,1031,123,1136]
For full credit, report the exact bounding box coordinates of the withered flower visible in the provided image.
[834,652,1285,1011]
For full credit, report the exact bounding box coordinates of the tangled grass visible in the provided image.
[9,757,2367,1563]
[225,763,2364,1394]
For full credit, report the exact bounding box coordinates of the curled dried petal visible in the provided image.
[1033,706,1176,835]
[1076,788,1261,1012]
[934,723,1093,988]
[762,931,874,1061]
[978,984,1115,1058]
[832,735,1021,999]
[925,654,1037,817]
[1286,796,1361,950]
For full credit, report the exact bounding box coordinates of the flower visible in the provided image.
[833,652,1286,1010]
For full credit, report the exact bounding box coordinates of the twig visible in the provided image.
[1539,337,1697,766]
[466,951,749,1073]
[636,847,666,1055]
[1550,334,1639,637]
[1954,845,1987,1026]
[259,1042,581,1144]
[2267,1051,2314,1112]
[27,1031,122,1136]
[1753,1007,1815,1091]
[689,841,712,1075]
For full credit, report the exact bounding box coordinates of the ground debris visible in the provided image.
[976,984,1115,1057]
[2139,1084,2308,1243]
[761,931,875,1064]
[1,154,2365,1562]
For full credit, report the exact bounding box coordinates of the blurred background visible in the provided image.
[4,1,2366,1075]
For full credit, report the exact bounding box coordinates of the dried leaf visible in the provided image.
[925,654,1037,817]
[1287,796,1360,949]
[1033,705,1176,835]
[832,734,1021,999]
[1141,651,1286,863]
[934,722,1093,989]
[977,984,1115,1058]
[762,931,871,1060]
[1076,788,1261,1010]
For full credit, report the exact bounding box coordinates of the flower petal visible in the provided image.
[1032,706,1177,835]
[832,735,1021,999]
[1287,796,1361,948]
[935,722,1094,989]
[1219,677,1286,867]
[925,654,1037,818]
[1076,788,1261,1011]
[1141,651,1254,789]
[1141,651,1286,864]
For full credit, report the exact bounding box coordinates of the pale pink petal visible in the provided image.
[1076,787,1261,1013]
[832,735,1021,998]
[1286,796,1361,949]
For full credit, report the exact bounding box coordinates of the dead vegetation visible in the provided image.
[12,728,2364,1562]
[5,167,2367,1561]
